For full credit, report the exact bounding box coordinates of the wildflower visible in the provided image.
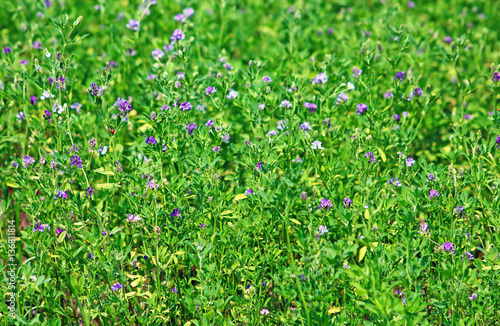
[389,177,402,186]
[280,100,292,109]
[222,133,230,143]
[200,223,207,228]
[356,103,368,115]
[22,155,35,168]
[90,83,102,97]
[301,191,308,200]
[407,1,415,8]
[171,29,185,43]
[71,155,83,168]
[384,91,393,99]
[347,82,355,91]
[244,189,254,196]
[55,76,66,90]
[268,130,278,136]
[174,13,186,21]
[496,135,500,148]
[444,36,452,44]
[262,75,272,83]
[126,19,140,31]
[32,40,43,49]
[3,46,12,54]
[343,197,352,208]
[311,140,323,149]
[394,71,405,82]
[343,263,350,269]
[87,253,94,259]
[303,102,317,114]
[429,189,439,199]
[226,90,238,99]
[299,122,312,131]
[319,198,333,210]
[12,161,19,168]
[337,92,349,104]
[206,119,214,127]
[186,122,197,135]
[40,90,55,100]
[205,86,217,95]
[442,241,455,254]
[260,309,270,315]
[152,49,164,60]
[418,223,430,235]
[111,283,123,291]
[469,293,477,301]
[212,146,220,152]
[86,187,94,198]
[17,112,25,122]
[318,225,328,236]
[30,95,38,106]
[413,87,423,96]
[312,72,328,84]
[20,60,29,65]
[259,104,265,110]
[464,113,471,120]
[33,222,50,232]
[183,7,194,17]
[170,208,181,218]
[492,72,500,82]
[364,152,376,164]
[172,287,178,293]
[406,157,415,167]
[455,206,465,216]
[428,173,435,181]
[352,67,362,77]
[70,102,82,113]
[464,252,474,260]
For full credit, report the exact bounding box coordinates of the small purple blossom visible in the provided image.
[343,197,352,208]
[429,189,439,200]
[394,71,405,82]
[406,157,415,167]
[319,198,333,210]
[352,67,362,77]
[356,103,368,115]
[364,152,376,164]
[171,29,185,43]
[170,208,181,218]
[205,86,217,96]
[71,155,83,168]
[111,283,123,291]
[145,136,157,145]
[126,19,140,31]
[186,122,197,135]
[22,155,35,168]
[442,241,455,254]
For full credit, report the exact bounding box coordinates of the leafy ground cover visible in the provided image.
[1,0,500,325]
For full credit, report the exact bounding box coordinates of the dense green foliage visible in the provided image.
[1,0,500,325]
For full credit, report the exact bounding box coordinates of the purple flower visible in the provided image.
[407,1,415,8]
[384,91,393,99]
[444,36,452,44]
[343,197,352,208]
[226,90,238,99]
[262,75,272,83]
[244,189,254,196]
[304,102,317,113]
[268,130,278,137]
[11,162,19,168]
[33,222,50,232]
[464,252,474,260]
[200,223,207,228]
[492,72,500,82]
[469,293,477,301]
[318,225,328,236]
[212,146,221,152]
[174,13,186,21]
[87,253,94,259]
[429,189,439,200]
[496,135,500,148]
[145,136,157,145]
[388,177,402,186]
[126,19,140,31]
[364,152,376,164]
[180,101,192,111]
[126,48,136,56]
[29,95,38,106]
[312,72,328,84]
[171,29,185,43]
[3,46,12,54]
[352,67,362,77]
[442,241,455,254]
[22,155,35,168]
[406,157,415,167]
[111,283,123,291]
[172,287,178,293]
[319,198,333,210]
[299,122,312,131]
[280,100,292,108]
[418,223,430,235]
[464,113,471,120]
[55,190,68,199]
[394,71,405,82]
[301,191,308,200]
[90,83,102,97]
[32,41,43,50]
[206,86,217,96]
[413,87,423,96]
[356,103,368,115]
[337,92,349,104]
[152,49,164,60]
[86,186,94,198]
[183,7,194,17]
[20,59,29,66]
[71,155,83,168]
[259,104,265,110]
[186,122,197,135]
[170,208,181,218]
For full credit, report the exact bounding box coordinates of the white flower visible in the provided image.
[226,89,238,99]
[40,90,54,100]
[311,140,324,150]
[52,102,65,114]
[347,82,355,91]
[29,275,37,282]
[45,49,51,58]
[260,308,270,315]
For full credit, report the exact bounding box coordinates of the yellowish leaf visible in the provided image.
[359,246,367,262]
[377,147,386,163]
[364,209,371,220]
[234,194,248,200]
[289,218,301,225]
[6,181,20,188]
[328,306,341,314]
